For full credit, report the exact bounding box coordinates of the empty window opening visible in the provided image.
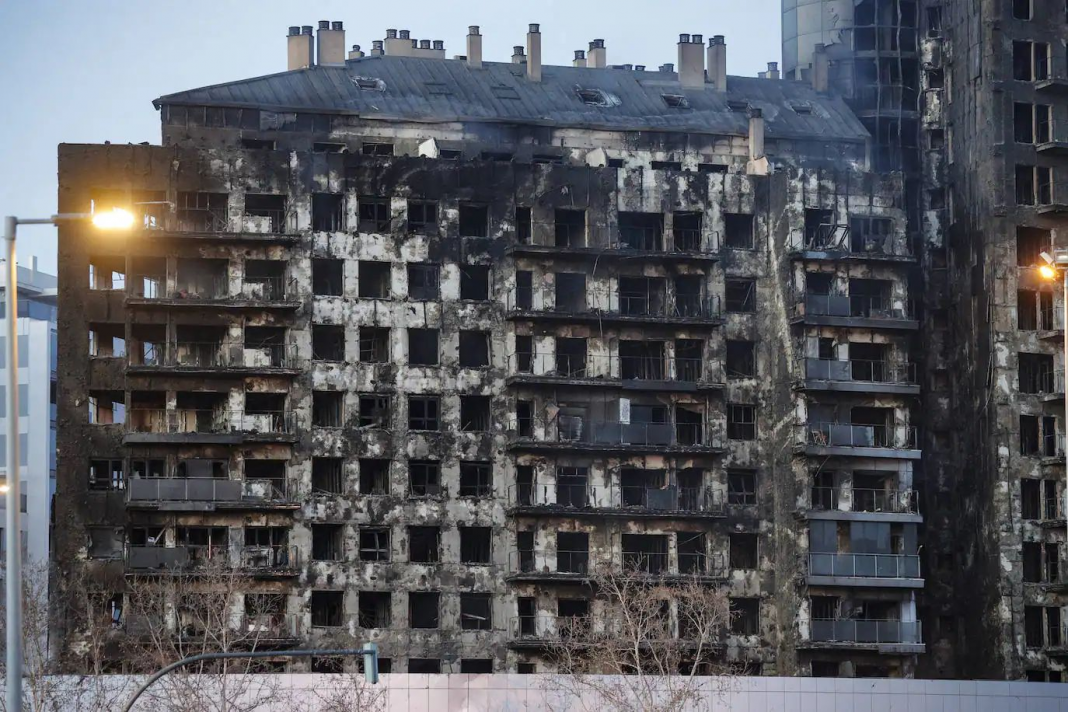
[408,459,441,496]
[312,391,344,427]
[358,592,391,629]
[619,276,666,316]
[726,340,756,378]
[312,458,343,494]
[460,527,491,564]
[556,337,588,377]
[89,459,124,491]
[459,461,492,497]
[620,340,665,381]
[244,194,288,233]
[555,209,587,248]
[460,264,490,300]
[460,396,491,431]
[408,396,440,431]
[651,160,682,171]
[662,93,689,108]
[728,403,757,440]
[408,659,440,673]
[1013,0,1033,20]
[461,659,493,674]
[850,217,893,253]
[481,150,514,162]
[459,331,490,368]
[176,191,228,232]
[130,324,165,366]
[359,528,390,561]
[89,323,126,358]
[359,459,390,495]
[240,138,275,150]
[555,273,587,313]
[243,259,287,300]
[730,533,759,569]
[407,263,439,300]
[88,390,125,425]
[408,328,439,366]
[678,532,706,574]
[362,142,394,156]
[358,261,390,299]
[557,532,589,574]
[312,193,345,232]
[358,394,390,429]
[557,466,589,508]
[698,163,728,173]
[312,524,343,561]
[576,88,609,105]
[311,591,344,627]
[728,470,757,505]
[1019,352,1055,393]
[1043,416,1059,456]
[723,213,753,250]
[407,200,438,233]
[312,142,346,153]
[461,593,492,630]
[516,206,532,243]
[619,212,664,251]
[409,592,440,628]
[515,270,533,310]
[675,405,704,445]
[1015,103,1036,143]
[1023,542,1059,583]
[673,211,702,251]
[675,339,704,381]
[1014,41,1050,81]
[622,533,669,574]
[725,279,756,312]
[312,259,344,296]
[312,325,344,361]
[516,400,533,438]
[359,327,390,363]
[1025,606,1062,647]
[730,598,760,635]
[409,526,440,563]
[459,204,488,237]
[88,256,126,291]
[1017,227,1052,267]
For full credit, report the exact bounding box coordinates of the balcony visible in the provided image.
[127,341,299,375]
[506,550,726,583]
[802,422,921,460]
[793,226,914,263]
[791,294,918,331]
[806,552,923,588]
[509,223,719,263]
[808,487,920,522]
[799,358,919,395]
[507,293,723,328]
[508,483,724,518]
[126,276,299,310]
[126,477,297,511]
[123,409,297,444]
[511,418,723,455]
[507,353,723,392]
[805,619,924,653]
[140,209,300,244]
[125,544,300,577]
[126,614,302,647]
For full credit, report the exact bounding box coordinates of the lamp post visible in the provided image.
[1,207,133,712]
[1040,250,1068,553]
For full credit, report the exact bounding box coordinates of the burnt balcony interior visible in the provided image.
[1024,606,1063,650]
[1023,541,1061,584]
[177,191,228,232]
[808,402,910,448]
[244,193,288,233]
[808,520,920,579]
[618,212,664,251]
[176,258,228,299]
[88,255,126,291]
[175,324,226,367]
[244,259,287,300]
[312,258,344,296]
[547,398,706,446]
[245,459,287,497]
[407,200,438,234]
[622,533,669,574]
[1019,353,1056,394]
[130,256,165,298]
[554,273,586,313]
[554,209,586,247]
[89,390,126,425]
[245,392,288,430]
[1022,478,1061,520]
[89,322,125,358]
[245,326,288,367]
[1017,288,1055,332]
[358,196,391,233]
[809,595,920,645]
[811,470,916,513]
[1017,227,1051,268]
[312,193,345,232]
[176,391,227,432]
[358,261,390,299]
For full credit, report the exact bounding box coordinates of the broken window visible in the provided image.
[359,327,390,363]
[556,337,588,377]
[312,259,344,296]
[725,279,756,313]
[1019,290,1039,330]
[460,264,491,300]
[408,396,440,431]
[459,461,492,497]
[407,263,440,300]
[727,403,757,440]
[88,256,126,291]
[555,209,586,247]
[1017,227,1051,266]
[358,261,391,299]
[408,459,440,496]
[409,526,440,563]
[407,328,438,366]
[515,206,532,243]
[730,533,759,569]
[460,527,491,564]
[460,396,490,431]
[516,400,533,438]
[675,405,704,445]
[557,467,589,508]
[726,340,756,378]
[311,591,344,627]
[312,391,344,427]
[1014,41,1049,81]
[555,273,587,313]
[557,532,589,574]
[359,528,390,561]
[461,593,492,630]
[88,323,125,359]
[671,212,702,251]
[407,201,437,233]
[723,213,753,250]
[804,209,835,246]
[312,457,343,494]
[1019,353,1055,393]
[359,459,390,495]
[619,212,664,251]
[89,459,124,491]
[619,276,666,316]
[728,470,757,505]
[459,203,488,237]
[128,458,165,480]
[312,325,344,361]
[459,330,490,368]
[357,394,390,428]
[176,191,228,232]
[88,390,125,425]
[730,598,760,635]
[358,197,391,232]
[358,592,391,629]
[678,532,706,574]
[622,533,668,574]
[244,194,288,233]
[461,659,493,674]
[675,339,703,381]
[409,592,440,628]
[362,142,394,156]
[312,193,345,232]
[312,524,344,561]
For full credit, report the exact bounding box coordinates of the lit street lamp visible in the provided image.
[1040,249,1068,551]
[1,207,133,712]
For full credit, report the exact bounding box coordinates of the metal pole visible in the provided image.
[3,216,19,712]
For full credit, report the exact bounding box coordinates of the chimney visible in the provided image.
[316,20,345,66]
[677,33,704,87]
[467,26,483,68]
[635,65,646,71]
[767,61,780,80]
[573,50,587,68]
[348,44,364,60]
[527,24,542,81]
[588,39,606,68]
[758,71,767,79]
[812,43,830,92]
[707,35,727,91]
[287,26,314,70]
[748,108,765,161]
[371,40,384,56]
[384,28,412,56]
[512,45,526,64]
[659,63,674,73]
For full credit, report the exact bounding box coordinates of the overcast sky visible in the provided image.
[0,0,782,275]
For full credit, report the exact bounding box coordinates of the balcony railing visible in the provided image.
[803,358,917,385]
[126,544,299,574]
[810,487,919,514]
[510,483,723,513]
[525,222,719,254]
[510,614,591,640]
[809,619,922,645]
[508,292,722,321]
[131,276,298,303]
[799,294,914,321]
[808,552,921,580]
[127,477,291,505]
[239,545,300,571]
[126,409,296,436]
[800,226,912,259]
[509,550,725,578]
[510,352,710,384]
[132,341,298,369]
[517,417,712,449]
[806,422,918,450]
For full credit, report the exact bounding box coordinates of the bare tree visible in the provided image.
[540,564,733,712]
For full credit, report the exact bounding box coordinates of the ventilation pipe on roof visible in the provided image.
[707,35,727,91]
[317,21,345,66]
[467,26,483,68]
[527,24,542,81]
[812,43,830,92]
[678,33,704,87]
[512,45,526,64]
[767,61,780,79]
[348,44,365,60]
[588,39,606,68]
[287,26,314,71]
[573,50,587,68]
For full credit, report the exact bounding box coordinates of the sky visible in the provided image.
[0,0,782,276]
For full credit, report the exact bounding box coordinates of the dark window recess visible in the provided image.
[312,457,343,494]
[1017,227,1051,267]
[726,341,756,378]
[241,138,276,150]
[724,213,754,249]
[312,524,343,561]
[357,394,390,428]
[1013,0,1032,21]
[312,194,345,232]
[460,527,491,564]
[555,273,587,312]
[460,265,491,300]
[358,592,391,629]
[409,397,440,431]
[460,396,491,431]
[1019,290,1038,330]
[1019,352,1055,393]
[407,264,439,300]
[516,207,532,243]
[310,591,344,627]
[730,533,759,569]
[358,198,391,232]
[804,209,835,246]
[515,334,533,373]
[362,142,394,156]
[312,259,343,296]
[359,528,390,561]
[619,212,664,251]
[358,261,391,299]
[517,400,533,438]
[312,325,345,361]
[555,209,587,247]
[812,661,841,678]
[730,598,760,635]
[663,94,689,109]
[244,193,287,233]
[673,212,702,251]
[459,331,490,367]
[407,201,437,233]
[409,592,440,629]
[312,142,345,154]
[408,329,439,366]
[728,470,757,505]
[608,158,626,169]
[557,532,590,574]
[312,391,344,427]
[439,149,462,160]
[459,461,492,497]
[1018,166,1036,205]
[728,403,757,440]
[725,279,756,312]
[459,204,488,237]
[359,327,389,363]
[461,659,493,674]
[675,339,703,381]
[461,593,492,630]
[515,271,533,310]
[698,163,728,173]
[89,459,125,491]
[1043,416,1059,457]
[651,160,682,171]
[409,526,440,563]
[408,459,441,496]
[408,659,440,673]
[359,459,390,495]
[1015,103,1035,144]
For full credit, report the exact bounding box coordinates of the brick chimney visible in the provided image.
[348,44,364,60]
[317,21,345,66]
[527,24,542,81]
[467,26,483,68]
[767,61,780,79]
[573,50,587,68]
[707,35,727,91]
[677,33,704,87]
[588,39,606,68]
[287,26,314,70]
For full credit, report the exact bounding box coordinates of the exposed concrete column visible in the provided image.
[317,20,345,66]
[527,24,542,81]
[678,33,704,87]
[812,43,829,92]
[573,50,587,68]
[287,26,314,71]
[588,39,606,68]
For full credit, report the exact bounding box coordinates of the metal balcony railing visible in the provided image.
[242,209,297,235]
[171,274,230,300]
[799,293,915,320]
[525,222,718,254]
[803,358,917,385]
[239,545,300,571]
[809,619,922,645]
[801,227,912,258]
[806,422,919,450]
[509,550,725,578]
[520,417,711,448]
[509,550,589,576]
[509,483,723,513]
[125,409,296,436]
[131,275,297,303]
[508,292,721,320]
[135,341,297,369]
[176,207,229,233]
[510,352,709,383]
[240,276,295,302]
[809,487,919,514]
[808,552,922,579]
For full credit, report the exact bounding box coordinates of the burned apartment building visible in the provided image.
[54,22,927,677]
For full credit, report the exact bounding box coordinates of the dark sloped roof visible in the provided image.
[154,55,869,142]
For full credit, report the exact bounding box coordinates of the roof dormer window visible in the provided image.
[662,94,689,109]
[576,88,610,106]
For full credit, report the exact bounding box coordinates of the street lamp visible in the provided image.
[1040,249,1068,551]
[2,207,134,712]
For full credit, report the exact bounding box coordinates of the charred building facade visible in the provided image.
[55,23,928,677]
